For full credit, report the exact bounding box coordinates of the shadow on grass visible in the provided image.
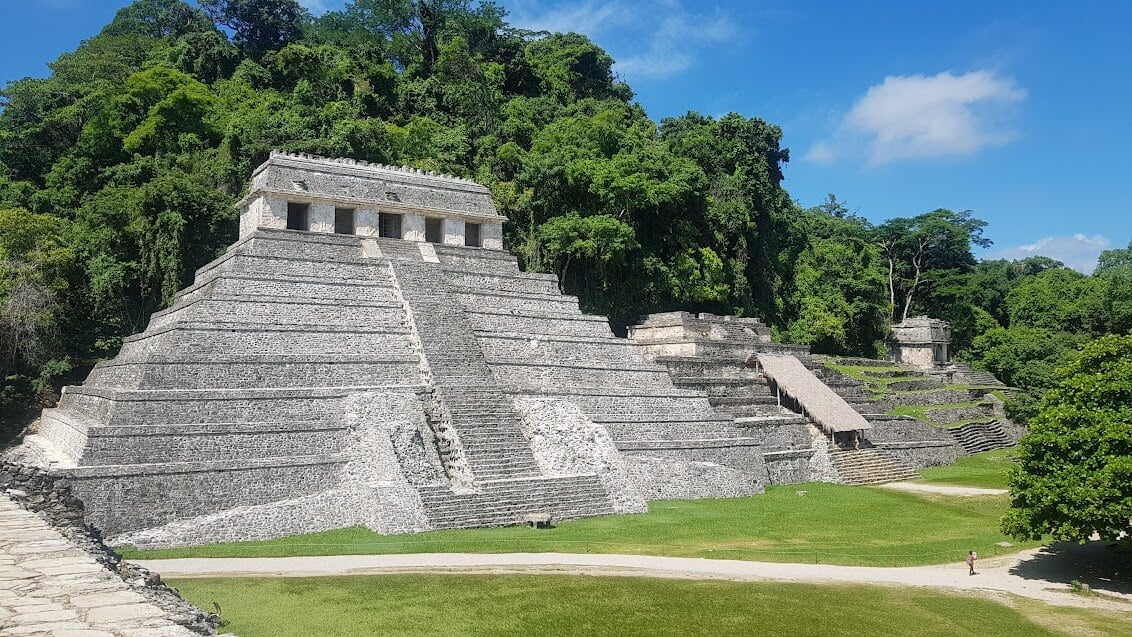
[1009,541,1132,596]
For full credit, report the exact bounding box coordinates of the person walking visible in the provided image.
[966,550,977,575]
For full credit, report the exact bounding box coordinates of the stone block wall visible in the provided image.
[1,461,86,528]
[73,456,344,537]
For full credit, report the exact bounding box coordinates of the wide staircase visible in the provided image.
[818,357,1019,457]
[948,420,1014,454]
[393,260,542,481]
[416,475,614,529]
[391,258,617,525]
[828,446,919,485]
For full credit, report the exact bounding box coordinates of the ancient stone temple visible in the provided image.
[10,152,777,547]
[888,316,952,370]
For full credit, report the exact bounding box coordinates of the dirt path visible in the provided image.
[880,482,1008,496]
[137,543,1131,613]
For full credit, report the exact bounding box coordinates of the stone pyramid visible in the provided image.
[10,152,771,547]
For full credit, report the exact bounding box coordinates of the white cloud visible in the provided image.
[508,1,738,81]
[617,14,736,80]
[984,234,1111,273]
[806,70,1027,165]
[508,0,633,36]
[803,141,835,165]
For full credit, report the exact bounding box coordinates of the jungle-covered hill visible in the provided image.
[1,0,1130,430]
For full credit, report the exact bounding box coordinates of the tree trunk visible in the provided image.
[900,239,927,322]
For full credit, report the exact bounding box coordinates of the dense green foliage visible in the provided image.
[0,0,1129,431]
[173,575,1093,637]
[1002,335,1132,544]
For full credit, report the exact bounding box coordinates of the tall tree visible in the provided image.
[1003,334,1132,545]
[781,205,887,356]
[874,209,991,322]
[1094,240,1132,335]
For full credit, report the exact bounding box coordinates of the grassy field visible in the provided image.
[918,448,1016,490]
[170,574,1128,637]
[124,482,1034,565]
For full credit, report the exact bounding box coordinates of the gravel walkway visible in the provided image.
[137,543,1131,613]
[880,482,1008,496]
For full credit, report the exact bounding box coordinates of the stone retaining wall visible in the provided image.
[924,405,993,426]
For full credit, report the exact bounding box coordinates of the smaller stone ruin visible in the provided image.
[887,316,951,370]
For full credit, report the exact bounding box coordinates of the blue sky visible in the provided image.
[2,1,1129,271]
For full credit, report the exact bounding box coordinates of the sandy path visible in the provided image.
[880,482,1008,496]
[138,543,1130,613]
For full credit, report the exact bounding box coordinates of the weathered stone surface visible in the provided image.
[0,497,210,637]
[513,397,646,514]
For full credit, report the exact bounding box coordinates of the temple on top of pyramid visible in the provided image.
[237,151,505,249]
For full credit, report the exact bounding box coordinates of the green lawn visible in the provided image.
[918,448,1017,490]
[170,574,1126,637]
[123,482,1034,566]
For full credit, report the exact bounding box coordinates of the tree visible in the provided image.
[1002,334,1132,544]
[968,326,1085,390]
[539,212,638,319]
[0,208,75,414]
[780,205,887,356]
[101,0,215,39]
[1005,267,1109,335]
[874,209,991,322]
[659,111,793,323]
[1094,240,1132,335]
[200,0,308,59]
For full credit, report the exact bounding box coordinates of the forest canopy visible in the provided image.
[1,0,1129,430]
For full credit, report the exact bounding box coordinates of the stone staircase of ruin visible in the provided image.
[816,357,1018,456]
[433,264,773,494]
[415,475,615,529]
[391,260,543,482]
[827,446,919,485]
[947,420,1015,455]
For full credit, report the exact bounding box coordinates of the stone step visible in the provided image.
[416,474,615,529]
[828,447,920,485]
[709,395,780,406]
[947,421,1014,454]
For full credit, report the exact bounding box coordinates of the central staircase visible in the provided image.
[391,258,616,526]
[827,446,919,485]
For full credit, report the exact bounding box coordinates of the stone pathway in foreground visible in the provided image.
[0,498,201,637]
